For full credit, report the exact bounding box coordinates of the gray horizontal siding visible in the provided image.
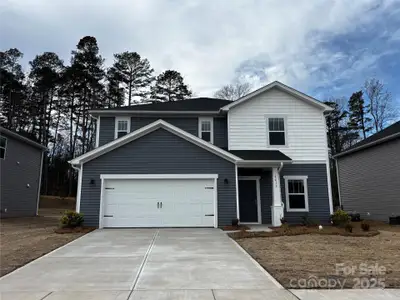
[0,133,42,218]
[337,138,400,221]
[98,115,228,149]
[98,117,115,146]
[237,164,330,224]
[280,164,330,224]
[81,128,236,227]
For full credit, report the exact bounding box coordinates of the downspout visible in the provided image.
[277,162,284,209]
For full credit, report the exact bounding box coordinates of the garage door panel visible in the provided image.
[102,177,216,228]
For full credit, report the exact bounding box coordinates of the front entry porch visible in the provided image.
[236,166,284,227]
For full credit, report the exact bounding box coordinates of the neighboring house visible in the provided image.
[334,121,400,221]
[69,81,333,228]
[0,127,46,218]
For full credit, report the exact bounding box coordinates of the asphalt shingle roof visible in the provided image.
[93,98,233,112]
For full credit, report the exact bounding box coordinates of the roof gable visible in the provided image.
[69,119,241,165]
[221,81,333,112]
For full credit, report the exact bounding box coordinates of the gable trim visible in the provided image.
[220,81,333,112]
[68,119,242,165]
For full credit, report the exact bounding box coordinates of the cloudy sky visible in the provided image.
[1,0,400,103]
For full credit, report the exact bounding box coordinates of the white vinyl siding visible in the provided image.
[228,88,327,161]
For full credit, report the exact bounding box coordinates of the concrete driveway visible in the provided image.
[0,228,295,300]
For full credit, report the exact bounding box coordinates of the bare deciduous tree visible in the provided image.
[364,78,396,132]
[214,80,251,100]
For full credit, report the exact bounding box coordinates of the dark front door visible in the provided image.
[239,180,258,223]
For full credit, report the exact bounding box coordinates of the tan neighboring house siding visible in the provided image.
[337,138,400,221]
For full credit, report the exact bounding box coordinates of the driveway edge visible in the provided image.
[0,229,97,281]
[228,237,284,289]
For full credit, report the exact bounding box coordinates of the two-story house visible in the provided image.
[69,81,333,228]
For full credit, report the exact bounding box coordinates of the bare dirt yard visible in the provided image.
[233,223,400,289]
[0,196,93,277]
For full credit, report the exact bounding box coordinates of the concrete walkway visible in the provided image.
[0,228,294,300]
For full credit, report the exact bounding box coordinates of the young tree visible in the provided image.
[150,70,192,102]
[111,51,154,105]
[364,78,396,132]
[214,79,251,100]
[347,91,372,139]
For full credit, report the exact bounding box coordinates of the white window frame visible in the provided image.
[265,115,287,147]
[198,117,214,144]
[284,175,309,212]
[114,117,131,139]
[0,136,7,160]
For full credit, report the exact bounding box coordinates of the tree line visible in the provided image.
[324,78,397,206]
[0,36,192,196]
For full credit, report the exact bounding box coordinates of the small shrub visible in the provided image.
[349,212,361,222]
[361,221,370,231]
[231,218,239,227]
[344,222,353,233]
[60,210,84,228]
[280,217,288,224]
[331,210,350,227]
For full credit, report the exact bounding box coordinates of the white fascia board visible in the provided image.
[100,174,219,180]
[69,119,241,165]
[236,160,292,168]
[220,81,333,112]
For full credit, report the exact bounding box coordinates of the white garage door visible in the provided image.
[101,176,216,228]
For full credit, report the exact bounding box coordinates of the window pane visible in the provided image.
[0,148,4,159]
[288,180,305,193]
[201,121,211,131]
[117,131,127,138]
[289,194,306,209]
[0,137,6,148]
[118,121,128,131]
[269,118,284,131]
[201,131,211,142]
[269,132,285,145]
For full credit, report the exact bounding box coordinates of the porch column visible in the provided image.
[271,167,284,226]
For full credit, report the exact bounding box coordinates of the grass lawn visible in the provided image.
[232,222,400,289]
[0,196,93,277]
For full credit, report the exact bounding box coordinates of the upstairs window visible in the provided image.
[198,117,213,144]
[284,176,309,212]
[0,136,7,159]
[267,116,286,146]
[115,117,130,139]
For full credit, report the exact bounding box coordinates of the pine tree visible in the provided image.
[347,91,372,139]
[0,48,26,129]
[111,51,154,105]
[150,70,192,102]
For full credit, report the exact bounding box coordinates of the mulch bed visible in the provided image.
[54,227,96,234]
[228,225,380,239]
[221,225,250,231]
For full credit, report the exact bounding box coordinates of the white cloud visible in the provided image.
[1,0,399,97]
